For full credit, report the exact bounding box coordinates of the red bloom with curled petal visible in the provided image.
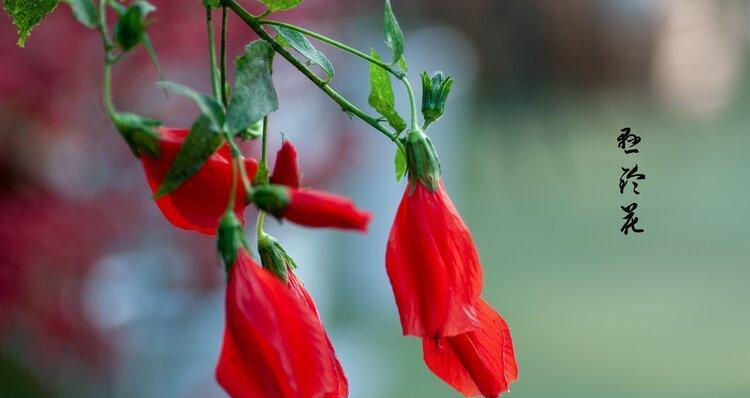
[422,299,518,398]
[287,271,349,398]
[141,128,257,235]
[386,180,483,337]
[216,250,332,398]
[270,139,301,188]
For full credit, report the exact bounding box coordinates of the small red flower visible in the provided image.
[216,250,332,398]
[253,186,372,232]
[287,271,349,398]
[141,128,258,235]
[422,300,518,398]
[386,180,483,337]
[285,189,371,231]
[270,139,301,188]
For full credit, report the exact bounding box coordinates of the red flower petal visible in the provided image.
[386,181,483,337]
[140,128,257,235]
[270,140,301,188]
[283,189,372,231]
[217,251,332,398]
[422,300,518,398]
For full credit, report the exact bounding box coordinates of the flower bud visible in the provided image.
[257,233,296,281]
[251,185,291,218]
[114,1,155,51]
[420,71,454,129]
[270,139,301,188]
[216,211,250,274]
[405,130,441,191]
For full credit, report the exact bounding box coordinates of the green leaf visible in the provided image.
[258,0,303,12]
[225,40,279,136]
[273,25,334,80]
[398,56,408,73]
[112,112,162,158]
[63,0,96,28]
[383,0,404,63]
[368,49,406,133]
[394,147,406,181]
[114,0,154,51]
[3,0,60,47]
[158,81,225,130]
[154,114,224,198]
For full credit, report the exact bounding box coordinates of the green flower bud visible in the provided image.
[257,233,296,281]
[251,185,291,218]
[216,211,250,275]
[405,130,441,191]
[112,112,162,159]
[114,1,155,51]
[420,71,454,129]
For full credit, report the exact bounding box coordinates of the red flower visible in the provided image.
[422,300,518,398]
[285,189,371,231]
[216,250,333,398]
[270,139,301,188]
[253,186,372,232]
[287,271,349,398]
[141,128,258,235]
[386,181,483,337]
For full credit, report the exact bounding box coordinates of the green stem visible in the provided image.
[259,19,404,79]
[220,6,229,107]
[225,155,240,211]
[260,19,419,132]
[401,77,419,132]
[260,115,269,166]
[226,0,404,151]
[226,138,253,197]
[206,7,222,100]
[99,0,116,118]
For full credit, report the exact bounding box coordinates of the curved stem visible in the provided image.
[220,6,229,107]
[256,211,267,238]
[401,77,419,132]
[102,62,116,117]
[206,7,222,100]
[99,0,116,118]
[225,155,240,211]
[226,0,404,151]
[259,19,404,79]
[260,19,419,132]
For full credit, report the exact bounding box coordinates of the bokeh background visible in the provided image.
[2,0,750,397]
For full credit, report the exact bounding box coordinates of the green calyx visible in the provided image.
[114,0,155,51]
[112,112,162,158]
[404,129,441,191]
[217,211,250,275]
[257,233,296,281]
[251,184,291,218]
[420,71,453,129]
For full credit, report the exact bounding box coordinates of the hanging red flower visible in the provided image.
[253,186,372,232]
[386,180,483,337]
[287,271,349,398]
[141,128,257,236]
[216,250,333,398]
[270,139,301,188]
[422,299,518,398]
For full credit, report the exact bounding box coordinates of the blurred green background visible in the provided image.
[2,1,750,397]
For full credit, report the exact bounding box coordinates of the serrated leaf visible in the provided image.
[368,49,406,133]
[394,147,406,181]
[274,25,334,80]
[159,81,225,130]
[225,40,279,136]
[384,0,404,63]
[63,0,96,28]
[3,0,60,47]
[112,112,162,158]
[154,114,224,197]
[258,0,302,12]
